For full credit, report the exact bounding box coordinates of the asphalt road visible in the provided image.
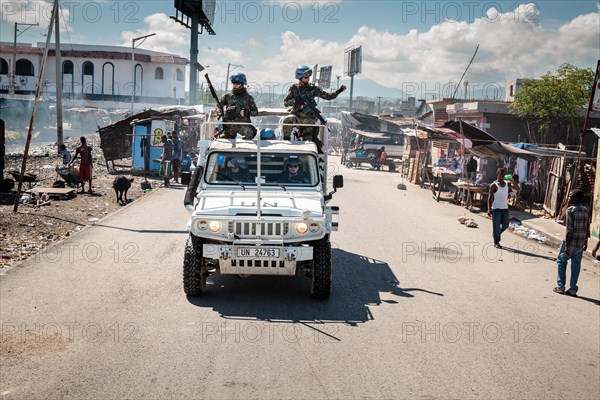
[1,158,599,399]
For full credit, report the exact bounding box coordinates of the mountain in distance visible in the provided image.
[335,77,405,100]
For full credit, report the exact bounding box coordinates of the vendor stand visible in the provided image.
[454,181,487,211]
[431,167,460,202]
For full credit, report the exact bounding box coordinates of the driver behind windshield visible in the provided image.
[220,158,250,182]
[278,158,310,184]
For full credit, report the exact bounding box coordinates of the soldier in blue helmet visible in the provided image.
[283,65,346,146]
[278,157,310,184]
[218,72,259,140]
[220,157,250,182]
[259,128,276,140]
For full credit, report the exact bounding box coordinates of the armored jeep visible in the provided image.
[183,128,343,298]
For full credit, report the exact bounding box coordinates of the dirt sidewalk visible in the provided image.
[1,134,160,269]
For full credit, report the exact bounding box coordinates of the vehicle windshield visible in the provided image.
[204,151,319,187]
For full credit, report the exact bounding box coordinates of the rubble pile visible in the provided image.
[510,222,548,243]
[1,134,152,270]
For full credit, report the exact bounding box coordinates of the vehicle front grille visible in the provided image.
[229,221,289,237]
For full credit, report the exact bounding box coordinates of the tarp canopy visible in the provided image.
[341,111,404,133]
[442,120,497,147]
[512,142,586,158]
[418,124,473,147]
[347,127,390,139]
[470,142,539,161]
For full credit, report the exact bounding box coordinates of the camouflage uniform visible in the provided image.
[219,87,259,139]
[283,83,343,142]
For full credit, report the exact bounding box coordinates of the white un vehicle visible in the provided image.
[183,114,343,298]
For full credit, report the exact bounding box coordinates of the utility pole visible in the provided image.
[189,16,199,105]
[54,0,63,149]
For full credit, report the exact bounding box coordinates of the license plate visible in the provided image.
[236,247,280,259]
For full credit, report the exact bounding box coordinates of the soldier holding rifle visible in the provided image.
[205,73,258,140]
[283,65,346,148]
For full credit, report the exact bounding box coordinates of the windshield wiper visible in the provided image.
[215,171,246,190]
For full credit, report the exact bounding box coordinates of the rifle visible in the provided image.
[205,74,224,119]
[298,93,328,128]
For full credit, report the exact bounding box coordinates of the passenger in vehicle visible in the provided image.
[220,158,250,182]
[278,158,310,184]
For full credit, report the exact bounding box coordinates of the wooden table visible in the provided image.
[431,169,460,202]
[454,183,486,211]
[27,187,76,197]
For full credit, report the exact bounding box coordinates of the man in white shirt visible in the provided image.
[487,168,520,249]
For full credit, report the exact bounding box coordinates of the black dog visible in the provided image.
[113,177,134,205]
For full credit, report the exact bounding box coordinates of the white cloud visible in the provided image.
[262,0,342,7]
[0,0,72,33]
[248,3,599,98]
[119,13,189,53]
[115,3,599,98]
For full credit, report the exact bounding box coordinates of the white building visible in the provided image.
[0,42,189,111]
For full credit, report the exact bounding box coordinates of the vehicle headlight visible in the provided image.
[209,221,222,232]
[309,223,320,233]
[296,222,308,234]
[195,220,208,231]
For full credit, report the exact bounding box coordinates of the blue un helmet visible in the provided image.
[230,73,247,85]
[231,157,248,169]
[295,65,312,80]
[260,128,276,140]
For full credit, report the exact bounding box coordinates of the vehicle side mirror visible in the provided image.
[333,175,343,189]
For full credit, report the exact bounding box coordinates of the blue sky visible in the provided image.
[1,1,599,99]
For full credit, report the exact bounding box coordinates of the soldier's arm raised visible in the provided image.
[315,84,346,100]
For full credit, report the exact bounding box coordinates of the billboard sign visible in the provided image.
[318,65,333,89]
[344,46,362,76]
[174,0,216,34]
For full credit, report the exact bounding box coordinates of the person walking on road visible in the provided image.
[591,240,600,260]
[487,168,519,249]
[171,131,183,184]
[159,134,174,187]
[554,189,590,297]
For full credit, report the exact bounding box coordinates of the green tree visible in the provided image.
[509,63,595,144]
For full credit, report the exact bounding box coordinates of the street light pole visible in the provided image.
[10,22,38,96]
[224,62,244,93]
[131,33,156,113]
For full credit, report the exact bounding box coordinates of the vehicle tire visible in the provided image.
[183,235,207,296]
[388,162,396,172]
[345,161,353,168]
[365,150,377,160]
[311,236,332,299]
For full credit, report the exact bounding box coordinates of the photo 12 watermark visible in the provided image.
[33,241,140,264]
[1,1,141,24]
[399,1,539,24]
[401,241,544,264]
[1,321,141,344]
[400,321,540,344]
[215,1,340,24]
[199,321,341,344]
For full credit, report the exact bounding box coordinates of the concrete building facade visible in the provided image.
[0,42,189,111]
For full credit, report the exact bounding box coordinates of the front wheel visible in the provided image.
[183,235,207,296]
[311,237,332,299]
